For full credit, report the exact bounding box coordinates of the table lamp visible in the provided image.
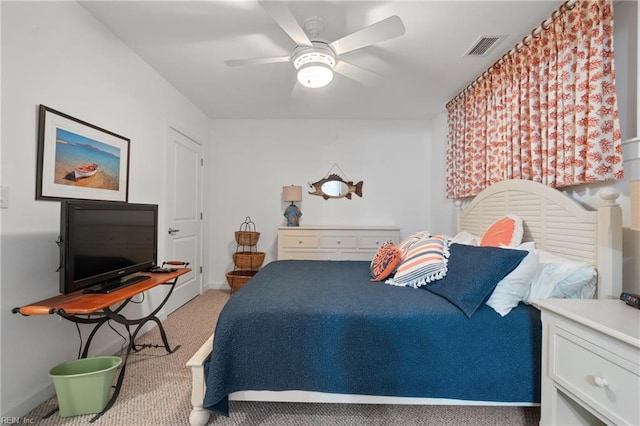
[631,178,640,231]
[283,185,302,227]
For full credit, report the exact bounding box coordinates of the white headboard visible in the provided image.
[458,179,622,299]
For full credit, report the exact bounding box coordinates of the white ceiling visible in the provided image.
[81,1,562,120]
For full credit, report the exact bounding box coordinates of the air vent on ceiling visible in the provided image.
[464,36,504,57]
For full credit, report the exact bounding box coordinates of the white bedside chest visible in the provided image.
[534,299,640,425]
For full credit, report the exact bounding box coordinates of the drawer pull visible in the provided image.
[337,241,341,244]
[594,376,608,388]
[298,240,303,244]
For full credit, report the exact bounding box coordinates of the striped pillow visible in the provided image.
[397,231,431,255]
[386,235,449,288]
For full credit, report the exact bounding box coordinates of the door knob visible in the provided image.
[168,228,180,235]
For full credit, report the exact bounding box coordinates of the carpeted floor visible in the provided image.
[26,290,540,425]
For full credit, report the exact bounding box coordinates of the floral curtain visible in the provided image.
[446,0,623,198]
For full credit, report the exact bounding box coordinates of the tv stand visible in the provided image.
[83,274,151,294]
[12,268,190,422]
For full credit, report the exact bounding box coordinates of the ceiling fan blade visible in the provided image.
[329,15,405,56]
[333,61,380,86]
[224,56,291,66]
[258,1,312,47]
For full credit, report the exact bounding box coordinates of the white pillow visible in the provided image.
[486,246,539,316]
[449,231,480,246]
[518,241,536,251]
[524,249,597,304]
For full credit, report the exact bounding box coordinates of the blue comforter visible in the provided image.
[204,260,541,415]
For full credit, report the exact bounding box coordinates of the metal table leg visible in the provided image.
[55,278,182,422]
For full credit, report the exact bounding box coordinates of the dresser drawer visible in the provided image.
[359,233,398,249]
[320,234,357,249]
[281,234,319,248]
[551,326,640,425]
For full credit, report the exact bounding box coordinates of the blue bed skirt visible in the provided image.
[204,260,541,415]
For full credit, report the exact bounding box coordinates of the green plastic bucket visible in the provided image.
[48,356,122,417]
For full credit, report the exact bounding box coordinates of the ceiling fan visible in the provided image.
[225,1,406,88]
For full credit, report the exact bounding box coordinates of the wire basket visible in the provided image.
[232,251,265,269]
[235,231,260,246]
[226,270,257,291]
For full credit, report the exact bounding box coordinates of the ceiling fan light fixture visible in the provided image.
[293,45,336,89]
[297,62,333,88]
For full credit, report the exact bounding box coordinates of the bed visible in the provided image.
[186,179,622,426]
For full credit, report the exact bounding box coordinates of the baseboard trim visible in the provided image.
[208,280,227,291]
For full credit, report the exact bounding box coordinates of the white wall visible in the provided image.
[429,112,455,233]
[0,1,210,417]
[616,0,640,295]
[615,0,638,143]
[206,119,455,289]
[0,0,4,416]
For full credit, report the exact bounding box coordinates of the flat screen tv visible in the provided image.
[59,200,158,294]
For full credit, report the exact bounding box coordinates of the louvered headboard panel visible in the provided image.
[458,179,622,299]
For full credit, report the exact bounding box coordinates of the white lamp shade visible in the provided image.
[297,63,333,88]
[283,185,302,203]
[631,178,640,231]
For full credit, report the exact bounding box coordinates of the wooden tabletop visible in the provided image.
[14,269,190,316]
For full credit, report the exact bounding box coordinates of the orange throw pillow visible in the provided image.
[480,215,523,248]
[370,241,402,281]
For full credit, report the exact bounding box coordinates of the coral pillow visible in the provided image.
[386,235,449,288]
[480,215,523,248]
[370,242,402,282]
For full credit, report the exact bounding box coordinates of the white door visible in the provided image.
[164,126,203,314]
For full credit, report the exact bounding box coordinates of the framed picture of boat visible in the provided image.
[36,105,130,202]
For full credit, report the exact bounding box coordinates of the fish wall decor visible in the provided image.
[308,173,363,200]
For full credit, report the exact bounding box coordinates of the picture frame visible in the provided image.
[36,105,130,202]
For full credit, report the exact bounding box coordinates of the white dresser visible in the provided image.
[277,226,400,261]
[534,299,640,426]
